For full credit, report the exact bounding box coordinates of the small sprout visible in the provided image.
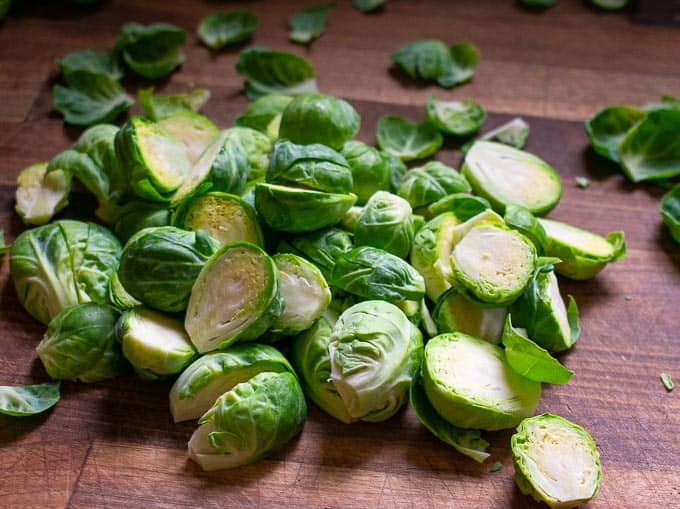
[0,382,61,417]
[489,461,503,473]
[575,177,590,189]
[584,105,645,163]
[660,373,674,392]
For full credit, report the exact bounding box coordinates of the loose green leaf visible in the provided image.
[660,184,680,244]
[590,0,629,10]
[234,94,293,135]
[465,117,530,152]
[504,204,547,255]
[438,42,479,88]
[0,382,60,416]
[56,48,123,82]
[198,9,258,49]
[138,87,210,121]
[235,46,317,100]
[289,3,335,45]
[502,315,574,384]
[585,106,645,163]
[660,373,674,392]
[489,461,503,472]
[576,177,590,189]
[352,0,385,12]
[426,96,486,136]
[117,22,186,79]
[520,0,556,9]
[376,115,443,161]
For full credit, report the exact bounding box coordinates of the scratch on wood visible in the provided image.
[65,441,93,509]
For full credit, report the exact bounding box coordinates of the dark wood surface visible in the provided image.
[1,1,679,508]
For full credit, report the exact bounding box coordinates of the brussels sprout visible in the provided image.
[15,162,71,226]
[422,332,541,430]
[171,129,250,205]
[225,126,272,177]
[0,382,60,417]
[118,307,197,380]
[511,266,580,353]
[107,272,142,310]
[328,300,423,421]
[117,22,186,79]
[433,287,507,344]
[512,414,602,509]
[174,192,263,247]
[383,152,407,193]
[502,315,573,384]
[188,371,306,471]
[538,218,626,279]
[11,220,122,325]
[427,193,490,221]
[290,316,354,423]
[352,0,385,12]
[267,139,352,194]
[426,96,486,136]
[113,201,171,244]
[271,254,331,334]
[157,111,219,166]
[504,204,547,255]
[170,343,294,422]
[289,3,334,45]
[235,46,317,100]
[37,303,126,382]
[118,227,219,313]
[56,48,123,82]
[138,87,211,121]
[393,299,422,326]
[584,105,645,163]
[391,40,479,88]
[115,116,191,202]
[198,9,257,50]
[353,191,414,258]
[398,161,470,209]
[331,246,425,302]
[282,227,353,279]
[660,184,680,244]
[462,141,562,215]
[254,183,357,233]
[342,141,391,205]
[279,94,360,150]
[410,369,490,463]
[619,108,680,182]
[235,94,293,138]
[185,242,283,353]
[377,115,443,161]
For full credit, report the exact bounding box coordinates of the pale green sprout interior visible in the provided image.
[15,162,71,225]
[183,194,261,246]
[158,114,218,165]
[137,121,189,192]
[540,218,614,259]
[188,421,251,471]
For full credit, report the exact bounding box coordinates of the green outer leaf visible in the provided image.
[376,115,443,161]
[660,184,680,244]
[584,105,645,163]
[289,3,335,45]
[113,201,171,244]
[138,87,211,121]
[15,161,72,226]
[285,227,353,280]
[619,108,680,182]
[397,161,470,209]
[235,94,293,134]
[427,193,491,222]
[409,369,490,462]
[504,204,547,255]
[590,0,629,10]
[502,315,573,384]
[660,373,674,392]
[0,382,60,417]
[57,48,123,82]
[352,0,385,12]
[437,42,479,88]
[391,40,451,81]
[342,141,392,205]
[426,96,486,136]
[198,9,258,50]
[117,22,186,79]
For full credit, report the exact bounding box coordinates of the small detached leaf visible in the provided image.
[289,3,335,45]
[376,115,443,161]
[584,105,645,163]
[56,48,123,82]
[502,315,574,384]
[437,42,480,88]
[117,22,187,79]
[660,373,674,392]
[198,9,258,50]
[352,0,385,12]
[660,184,680,244]
[489,461,503,473]
[0,382,60,417]
[426,95,486,136]
[138,87,211,121]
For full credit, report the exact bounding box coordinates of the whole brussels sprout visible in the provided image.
[397,161,471,209]
[281,227,353,279]
[353,191,415,258]
[342,141,391,205]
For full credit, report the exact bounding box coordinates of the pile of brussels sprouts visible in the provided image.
[5,90,624,507]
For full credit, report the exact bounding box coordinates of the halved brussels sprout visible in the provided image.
[185,242,283,353]
[254,183,357,233]
[278,93,360,150]
[511,267,580,353]
[157,111,219,166]
[115,116,191,202]
[0,382,61,417]
[267,139,352,193]
[354,191,414,258]
[425,96,486,136]
[188,371,306,471]
[37,303,126,383]
[450,222,536,306]
[170,343,294,423]
[422,332,541,431]
[235,93,293,138]
[462,141,561,215]
[376,115,443,161]
[538,218,626,280]
[427,193,490,221]
[270,254,331,334]
[117,227,219,313]
[331,246,425,302]
[290,316,354,423]
[328,300,423,422]
[118,307,197,380]
[512,414,602,509]
[342,141,391,205]
[433,287,507,344]
[15,162,71,226]
[174,192,263,247]
[282,227,353,279]
[397,161,471,209]
[224,126,272,177]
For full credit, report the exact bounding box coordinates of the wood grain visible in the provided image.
[0,1,679,508]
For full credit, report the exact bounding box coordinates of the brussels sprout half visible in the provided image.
[138,87,211,121]
[538,218,626,280]
[462,141,562,215]
[157,111,219,166]
[169,343,294,423]
[433,287,507,344]
[422,332,541,431]
[188,371,306,471]
[512,414,602,509]
[15,162,71,226]
[354,191,415,258]
[185,242,283,353]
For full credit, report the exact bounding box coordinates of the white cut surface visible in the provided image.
[138,121,190,191]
